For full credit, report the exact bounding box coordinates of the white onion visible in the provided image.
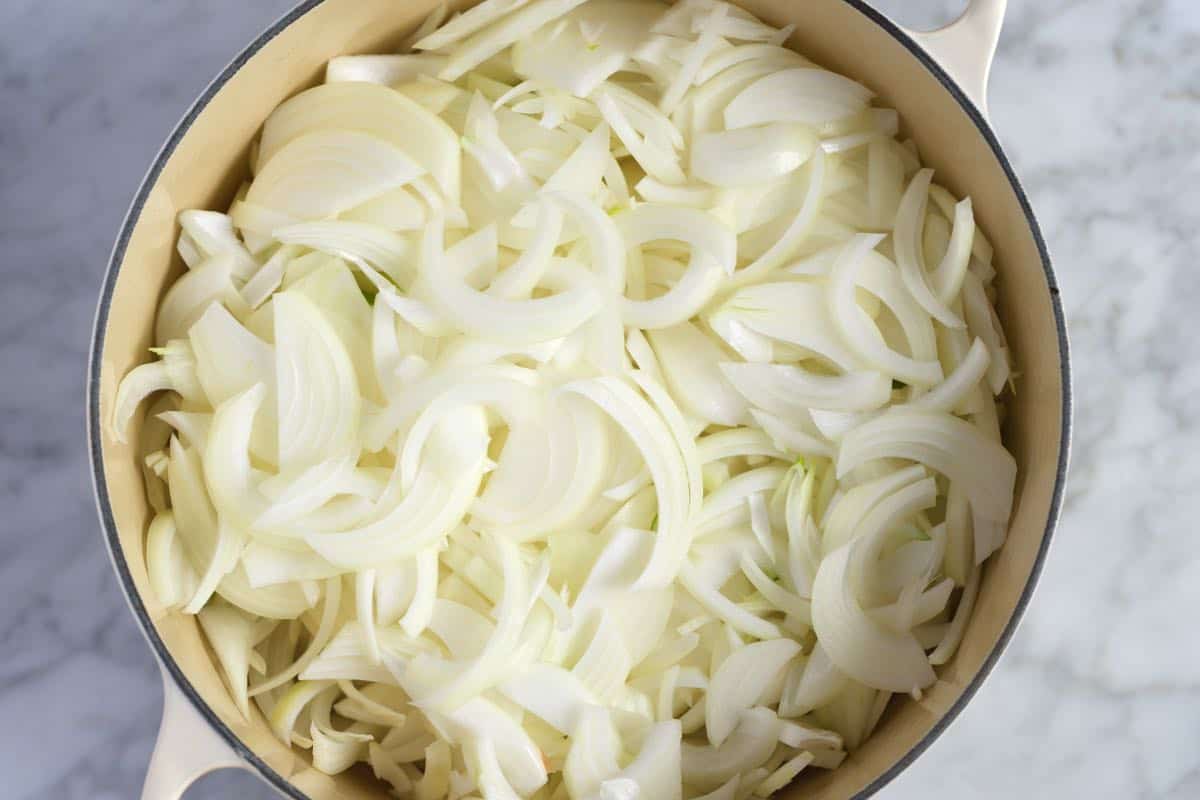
[892,169,964,329]
[810,479,940,692]
[724,67,872,128]
[115,0,1018,795]
[273,292,361,476]
[837,407,1016,562]
[325,53,448,85]
[154,255,250,346]
[436,0,592,81]
[177,210,259,280]
[616,204,736,328]
[648,322,748,426]
[247,130,425,220]
[257,81,460,204]
[706,639,800,746]
[690,123,816,188]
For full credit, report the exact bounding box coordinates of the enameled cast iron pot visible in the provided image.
[87,0,1071,797]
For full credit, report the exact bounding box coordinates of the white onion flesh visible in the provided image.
[691,123,816,188]
[115,0,1016,796]
[247,130,426,220]
[724,68,872,129]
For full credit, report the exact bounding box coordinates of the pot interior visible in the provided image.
[93,0,1067,797]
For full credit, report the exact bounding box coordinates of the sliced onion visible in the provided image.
[144,511,198,611]
[544,122,611,196]
[616,204,736,328]
[931,195,975,303]
[483,396,611,539]
[681,706,781,791]
[827,233,944,385]
[487,198,564,298]
[155,254,250,346]
[608,719,682,800]
[247,130,425,220]
[258,82,459,204]
[691,123,816,188]
[415,0,533,51]
[837,407,1016,560]
[893,169,964,329]
[721,362,891,414]
[595,88,686,185]
[306,408,490,567]
[962,270,1011,395]
[725,67,872,128]
[811,539,935,693]
[435,0,591,81]
[821,464,929,554]
[510,1,660,96]
[647,322,748,426]
[424,218,603,343]
[177,210,259,280]
[678,560,782,640]
[443,698,549,795]
[202,384,269,530]
[189,303,277,464]
[274,221,413,284]
[325,53,448,84]
[564,377,690,588]
[706,638,800,746]
[714,279,862,371]
[910,337,990,412]
[658,2,727,115]
[111,341,203,444]
[545,190,626,292]
[197,601,259,718]
[273,292,361,476]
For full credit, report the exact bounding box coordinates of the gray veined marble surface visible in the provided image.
[1,0,1197,797]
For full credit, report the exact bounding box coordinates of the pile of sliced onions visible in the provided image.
[115,0,1016,796]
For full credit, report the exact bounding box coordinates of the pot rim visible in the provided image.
[86,1,1072,797]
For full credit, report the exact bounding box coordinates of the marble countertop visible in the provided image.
[1,0,1196,797]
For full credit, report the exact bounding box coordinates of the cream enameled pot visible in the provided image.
[88,1,1070,797]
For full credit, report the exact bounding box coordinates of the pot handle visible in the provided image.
[897,0,1007,119]
[142,666,248,800]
